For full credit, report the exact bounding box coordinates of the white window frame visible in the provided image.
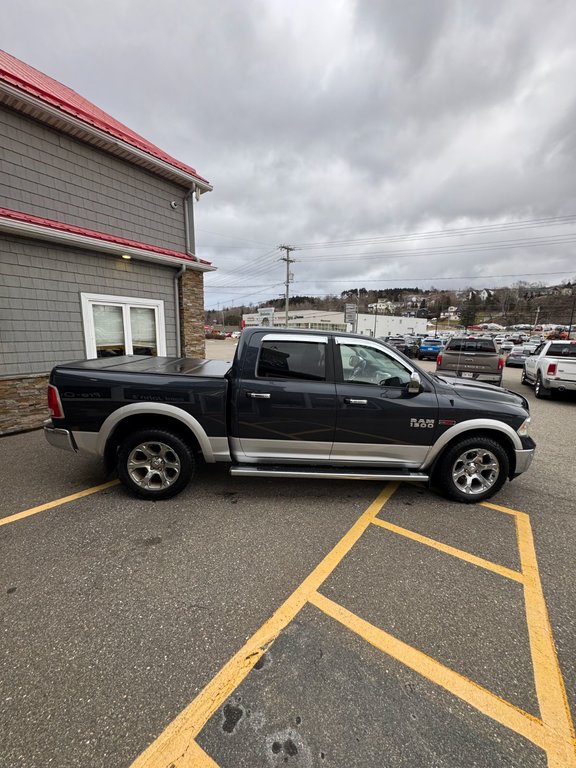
[81,293,167,359]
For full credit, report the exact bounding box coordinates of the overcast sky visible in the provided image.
[3,0,576,308]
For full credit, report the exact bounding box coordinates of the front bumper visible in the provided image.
[44,420,77,453]
[514,436,536,476]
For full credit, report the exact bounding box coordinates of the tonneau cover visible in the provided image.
[55,355,232,378]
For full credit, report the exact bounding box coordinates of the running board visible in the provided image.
[230,464,429,482]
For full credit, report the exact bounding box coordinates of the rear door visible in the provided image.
[233,334,337,461]
[332,338,439,467]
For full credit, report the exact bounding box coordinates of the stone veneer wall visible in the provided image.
[0,373,49,435]
[179,268,206,358]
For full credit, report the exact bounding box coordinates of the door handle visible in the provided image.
[344,398,368,405]
[246,392,271,399]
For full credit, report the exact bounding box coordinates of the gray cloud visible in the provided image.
[2,0,576,307]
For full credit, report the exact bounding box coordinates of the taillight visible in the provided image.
[547,362,557,376]
[437,353,442,365]
[47,384,64,418]
[498,356,504,370]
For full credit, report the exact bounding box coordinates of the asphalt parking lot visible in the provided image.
[1,343,575,767]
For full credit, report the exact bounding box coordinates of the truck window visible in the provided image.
[256,341,326,381]
[548,343,576,357]
[338,343,411,386]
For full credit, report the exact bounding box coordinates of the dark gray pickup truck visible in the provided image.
[45,328,535,503]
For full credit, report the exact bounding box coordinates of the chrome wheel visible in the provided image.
[451,447,500,496]
[127,441,181,490]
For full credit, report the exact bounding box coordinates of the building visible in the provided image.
[0,50,213,434]
[242,308,427,336]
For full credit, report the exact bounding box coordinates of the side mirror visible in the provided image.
[407,371,421,394]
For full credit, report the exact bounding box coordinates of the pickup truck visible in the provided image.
[44,328,535,504]
[436,337,504,386]
[522,339,576,398]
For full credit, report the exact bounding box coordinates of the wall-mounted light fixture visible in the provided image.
[121,254,131,260]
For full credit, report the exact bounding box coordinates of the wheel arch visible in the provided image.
[425,420,520,480]
[99,404,215,470]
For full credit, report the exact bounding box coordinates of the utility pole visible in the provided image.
[279,245,295,328]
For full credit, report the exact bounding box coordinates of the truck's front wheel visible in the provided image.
[436,436,509,503]
[117,429,195,500]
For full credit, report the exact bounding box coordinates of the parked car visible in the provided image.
[418,338,444,360]
[506,346,533,367]
[403,336,421,358]
[522,340,576,398]
[499,340,514,352]
[380,336,410,356]
[44,327,535,504]
[436,336,503,386]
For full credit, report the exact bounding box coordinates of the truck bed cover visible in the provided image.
[54,355,232,378]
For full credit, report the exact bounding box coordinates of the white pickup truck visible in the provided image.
[522,340,576,398]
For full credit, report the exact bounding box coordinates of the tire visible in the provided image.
[520,369,529,385]
[534,373,550,399]
[436,436,509,503]
[117,429,195,500]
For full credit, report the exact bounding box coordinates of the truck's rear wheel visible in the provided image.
[436,436,508,503]
[534,373,550,399]
[117,429,195,499]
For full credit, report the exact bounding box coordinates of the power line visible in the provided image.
[204,269,575,290]
[296,233,576,262]
[291,214,576,250]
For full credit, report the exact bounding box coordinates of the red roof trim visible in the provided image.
[0,207,211,265]
[0,50,209,185]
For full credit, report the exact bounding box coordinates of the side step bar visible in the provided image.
[230,464,429,482]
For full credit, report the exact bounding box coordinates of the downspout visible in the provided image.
[174,263,186,357]
[176,184,199,356]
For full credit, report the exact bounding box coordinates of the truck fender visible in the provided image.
[96,403,217,463]
[422,418,522,470]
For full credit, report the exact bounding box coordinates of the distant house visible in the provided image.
[0,50,213,434]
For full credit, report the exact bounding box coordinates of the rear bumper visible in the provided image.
[43,420,77,453]
[545,379,576,392]
[435,370,503,385]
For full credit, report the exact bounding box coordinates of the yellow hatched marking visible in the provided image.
[371,517,525,583]
[130,484,399,768]
[0,480,120,527]
[310,590,548,751]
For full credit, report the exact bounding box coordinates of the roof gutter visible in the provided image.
[0,81,213,193]
[0,215,216,272]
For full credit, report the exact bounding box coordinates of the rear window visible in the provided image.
[548,343,576,358]
[446,339,497,353]
[422,338,441,345]
[257,340,326,380]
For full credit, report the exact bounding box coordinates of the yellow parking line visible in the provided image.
[187,740,220,767]
[0,480,120,527]
[309,590,548,751]
[484,499,576,766]
[371,517,525,583]
[514,509,576,767]
[130,483,399,768]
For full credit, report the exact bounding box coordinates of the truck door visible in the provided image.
[232,334,337,461]
[332,338,439,466]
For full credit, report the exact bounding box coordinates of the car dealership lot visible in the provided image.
[1,353,575,767]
